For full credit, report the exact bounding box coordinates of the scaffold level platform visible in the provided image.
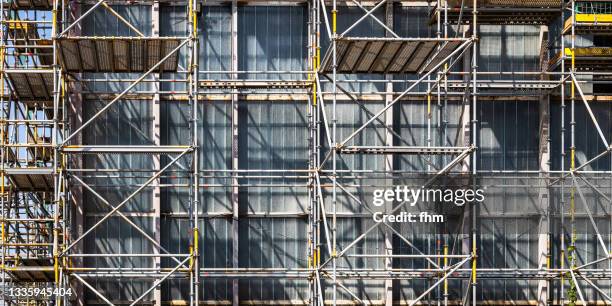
[200,80,313,89]
[7,260,54,282]
[338,146,470,155]
[563,14,612,34]
[6,70,54,100]
[58,37,182,73]
[62,145,191,154]
[6,167,54,191]
[438,0,560,24]
[448,0,560,6]
[550,47,612,71]
[320,38,464,74]
[4,0,52,10]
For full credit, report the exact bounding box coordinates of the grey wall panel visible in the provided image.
[331,101,387,170]
[82,4,151,36]
[161,217,233,301]
[324,101,386,214]
[478,101,539,171]
[478,175,540,301]
[238,218,307,301]
[82,99,154,213]
[160,100,309,300]
[239,101,308,213]
[322,217,386,302]
[201,6,233,80]
[550,102,612,171]
[84,216,154,301]
[161,100,231,214]
[238,6,307,80]
[478,25,541,80]
[394,5,431,37]
[396,101,463,172]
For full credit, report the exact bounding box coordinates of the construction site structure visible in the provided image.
[1,0,612,305]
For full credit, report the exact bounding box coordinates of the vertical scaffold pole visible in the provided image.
[331,0,338,305]
[471,0,477,305]
[307,0,317,303]
[189,0,200,304]
[0,0,5,300]
[52,0,62,302]
[560,0,566,303]
[230,0,239,304]
[569,1,576,289]
[314,0,322,303]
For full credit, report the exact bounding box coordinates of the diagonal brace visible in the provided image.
[70,174,187,268]
[340,0,388,38]
[571,73,609,149]
[318,147,473,269]
[62,148,192,254]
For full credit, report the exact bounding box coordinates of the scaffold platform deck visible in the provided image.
[550,47,612,71]
[441,8,558,24]
[338,146,470,155]
[448,0,560,6]
[4,0,52,10]
[7,259,54,282]
[6,70,54,100]
[320,38,464,74]
[6,167,54,191]
[58,37,182,73]
[436,0,560,24]
[200,80,313,89]
[563,14,612,34]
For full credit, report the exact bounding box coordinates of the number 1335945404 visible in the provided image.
[8,287,73,298]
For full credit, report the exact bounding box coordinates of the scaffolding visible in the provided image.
[0,0,611,305]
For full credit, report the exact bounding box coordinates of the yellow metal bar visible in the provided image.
[1,222,5,247]
[332,10,337,34]
[571,49,575,72]
[54,255,59,282]
[193,10,197,37]
[2,242,54,246]
[311,43,318,106]
[189,245,194,269]
[190,0,197,37]
[575,14,612,23]
[7,22,30,30]
[427,94,431,117]
[194,227,199,250]
[443,244,448,295]
[312,81,317,106]
[560,249,564,283]
[307,239,312,268]
[472,237,476,284]
[52,5,57,27]
[193,227,199,266]
[547,241,551,270]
